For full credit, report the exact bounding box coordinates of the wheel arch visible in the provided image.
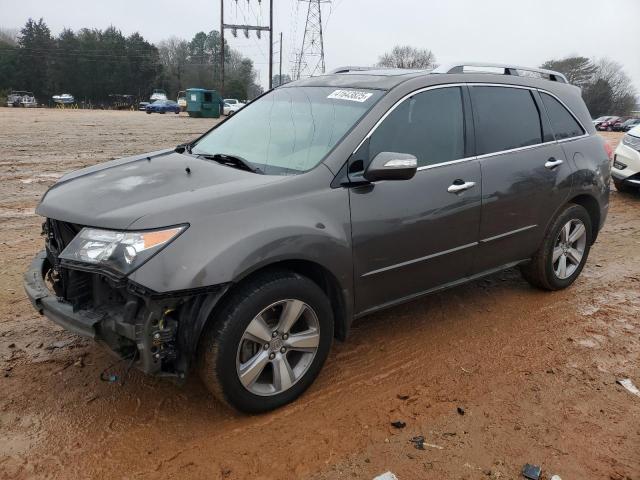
[206,259,352,342]
[568,193,601,244]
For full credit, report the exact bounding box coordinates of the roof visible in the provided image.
[285,62,571,91]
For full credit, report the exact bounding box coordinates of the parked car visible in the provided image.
[52,93,75,105]
[6,90,37,107]
[145,100,180,114]
[596,116,622,131]
[611,124,640,192]
[25,62,610,413]
[150,89,168,102]
[615,118,640,132]
[138,101,150,111]
[177,91,187,111]
[223,101,244,116]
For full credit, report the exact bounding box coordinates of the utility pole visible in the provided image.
[293,0,329,80]
[268,0,273,90]
[220,0,225,93]
[279,32,283,86]
[220,0,274,92]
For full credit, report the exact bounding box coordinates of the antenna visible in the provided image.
[293,0,329,80]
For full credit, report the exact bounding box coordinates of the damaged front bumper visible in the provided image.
[24,250,228,378]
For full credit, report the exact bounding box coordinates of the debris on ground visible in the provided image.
[396,394,409,400]
[46,339,74,350]
[521,463,542,480]
[373,472,398,480]
[457,406,465,415]
[408,435,443,450]
[616,379,640,398]
[390,421,406,429]
[550,475,562,480]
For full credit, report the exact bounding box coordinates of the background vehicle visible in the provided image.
[25,62,609,413]
[150,89,167,102]
[6,90,37,107]
[596,116,621,131]
[223,101,244,116]
[108,94,136,110]
[138,101,150,111]
[615,118,640,132]
[52,93,75,105]
[145,99,180,114]
[177,91,187,111]
[611,124,640,192]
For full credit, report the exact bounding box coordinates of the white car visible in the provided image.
[223,100,245,116]
[611,124,640,192]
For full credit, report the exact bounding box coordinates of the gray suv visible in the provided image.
[24,63,610,412]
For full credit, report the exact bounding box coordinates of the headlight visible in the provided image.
[59,225,186,275]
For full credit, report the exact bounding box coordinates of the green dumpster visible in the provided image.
[186,88,223,118]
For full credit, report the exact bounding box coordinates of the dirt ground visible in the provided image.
[0,109,639,480]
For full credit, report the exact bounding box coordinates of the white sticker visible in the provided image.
[327,89,373,103]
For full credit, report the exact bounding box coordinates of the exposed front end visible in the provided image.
[23,219,226,378]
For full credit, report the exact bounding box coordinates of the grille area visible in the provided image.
[623,134,640,151]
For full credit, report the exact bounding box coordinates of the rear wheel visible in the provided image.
[520,204,592,290]
[198,270,333,413]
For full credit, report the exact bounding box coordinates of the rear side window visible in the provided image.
[369,87,465,167]
[471,86,545,155]
[540,92,585,140]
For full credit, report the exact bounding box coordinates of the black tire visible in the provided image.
[198,270,334,413]
[520,204,592,291]
[613,178,633,194]
[146,110,151,114]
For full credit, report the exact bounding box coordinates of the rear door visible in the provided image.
[469,85,573,273]
[349,85,482,314]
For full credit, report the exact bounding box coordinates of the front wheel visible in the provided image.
[613,178,634,194]
[198,270,333,413]
[520,204,592,290]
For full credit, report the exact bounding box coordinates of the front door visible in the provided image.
[349,86,482,314]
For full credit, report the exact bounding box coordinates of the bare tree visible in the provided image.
[540,56,596,88]
[377,45,436,69]
[591,58,637,115]
[0,28,19,45]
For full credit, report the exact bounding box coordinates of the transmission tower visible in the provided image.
[293,0,329,80]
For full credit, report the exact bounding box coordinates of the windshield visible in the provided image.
[192,86,384,174]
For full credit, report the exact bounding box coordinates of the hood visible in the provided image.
[628,125,640,137]
[37,150,287,230]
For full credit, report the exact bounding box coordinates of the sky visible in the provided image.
[1,0,639,97]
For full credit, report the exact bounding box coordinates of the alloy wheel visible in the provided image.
[552,219,587,280]
[236,299,321,396]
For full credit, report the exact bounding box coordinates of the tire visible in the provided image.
[198,270,334,413]
[613,178,633,194]
[520,204,592,291]
[607,126,612,132]
[146,110,151,114]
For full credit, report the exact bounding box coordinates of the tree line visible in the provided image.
[0,18,262,105]
[377,46,638,117]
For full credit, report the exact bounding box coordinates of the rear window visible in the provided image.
[540,92,585,140]
[471,86,545,155]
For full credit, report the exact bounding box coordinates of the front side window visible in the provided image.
[193,86,383,174]
[471,86,545,155]
[540,92,585,140]
[369,87,465,167]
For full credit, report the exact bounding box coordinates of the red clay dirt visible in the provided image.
[0,110,638,479]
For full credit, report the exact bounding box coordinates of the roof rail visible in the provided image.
[431,62,568,84]
[328,66,374,74]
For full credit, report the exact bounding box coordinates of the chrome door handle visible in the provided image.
[447,181,476,194]
[545,158,564,169]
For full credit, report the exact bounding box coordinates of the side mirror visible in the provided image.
[363,152,418,182]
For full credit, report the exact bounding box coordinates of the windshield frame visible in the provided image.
[190,85,386,175]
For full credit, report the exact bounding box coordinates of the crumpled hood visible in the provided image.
[36,149,286,230]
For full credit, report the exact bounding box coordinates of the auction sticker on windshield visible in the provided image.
[327,89,374,102]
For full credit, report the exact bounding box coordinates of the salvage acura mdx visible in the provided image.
[25,63,610,413]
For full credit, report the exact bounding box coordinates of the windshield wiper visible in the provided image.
[197,153,263,174]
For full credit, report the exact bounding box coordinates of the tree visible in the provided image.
[0,29,19,95]
[16,18,54,99]
[540,55,637,116]
[540,57,596,88]
[377,45,436,69]
[272,74,292,87]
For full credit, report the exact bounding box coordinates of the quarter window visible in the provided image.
[471,86,545,155]
[540,92,585,140]
[369,87,465,168]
